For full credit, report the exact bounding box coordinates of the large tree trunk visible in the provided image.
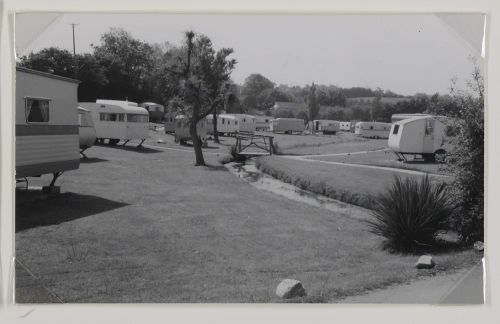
[190,116,205,166]
[212,108,219,144]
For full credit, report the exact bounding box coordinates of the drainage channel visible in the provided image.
[225,160,371,221]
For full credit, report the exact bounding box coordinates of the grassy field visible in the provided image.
[15,142,479,303]
[256,156,451,210]
[308,150,451,175]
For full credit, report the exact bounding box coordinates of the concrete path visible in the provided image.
[440,262,484,304]
[340,262,484,304]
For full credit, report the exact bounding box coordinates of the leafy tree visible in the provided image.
[241,73,275,110]
[164,31,236,165]
[18,47,108,101]
[447,66,484,244]
[92,28,155,102]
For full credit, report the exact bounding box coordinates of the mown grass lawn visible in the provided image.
[256,156,451,209]
[309,150,450,175]
[16,144,479,303]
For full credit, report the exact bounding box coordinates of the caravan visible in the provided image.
[206,113,256,135]
[80,99,149,146]
[140,102,165,122]
[339,121,351,131]
[16,67,80,186]
[77,106,96,158]
[174,116,209,146]
[312,120,340,135]
[388,115,450,162]
[391,113,430,123]
[271,118,305,134]
[254,115,274,131]
[354,122,391,139]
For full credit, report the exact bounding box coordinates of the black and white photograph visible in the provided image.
[13,12,485,304]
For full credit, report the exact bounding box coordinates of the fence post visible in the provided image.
[269,137,274,155]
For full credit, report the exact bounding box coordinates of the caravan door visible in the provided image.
[422,119,435,153]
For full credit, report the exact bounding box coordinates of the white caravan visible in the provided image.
[80,99,149,146]
[206,113,255,135]
[16,67,80,186]
[254,115,274,131]
[271,118,305,134]
[388,115,450,162]
[339,121,351,131]
[77,106,96,158]
[232,114,257,133]
[312,120,340,135]
[174,116,209,146]
[391,113,430,123]
[355,122,392,139]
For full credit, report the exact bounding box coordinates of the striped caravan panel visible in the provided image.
[16,124,80,178]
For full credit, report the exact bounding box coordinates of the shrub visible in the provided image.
[365,175,454,254]
[446,66,484,244]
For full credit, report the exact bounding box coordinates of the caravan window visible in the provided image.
[99,113,125,121]
[26,98,50,123]
[127,114,149,123]
[222,118,225,124]
[393,125,399,134]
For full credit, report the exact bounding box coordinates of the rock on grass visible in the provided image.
[276,279,307,299]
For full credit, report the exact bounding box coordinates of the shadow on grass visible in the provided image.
[178,142,220,150]
[95,143,163,154]
[202,164,228,172]
[80,157,109,164]
[16,190,129,232]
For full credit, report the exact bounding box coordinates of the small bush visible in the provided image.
[365,175,454,254]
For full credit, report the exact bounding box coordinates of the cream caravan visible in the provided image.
[388,115,449,162]
[77,106,96,158]
[354,122,391,139]
[16,67,80,186]
[80,99,149,146]
[254,115,273,131]
[206,114,255,135]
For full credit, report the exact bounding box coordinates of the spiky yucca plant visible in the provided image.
[366,175,455,254]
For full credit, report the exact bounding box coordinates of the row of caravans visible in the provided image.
[166,114,263,138]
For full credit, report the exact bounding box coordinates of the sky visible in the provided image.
[15,13,485,96]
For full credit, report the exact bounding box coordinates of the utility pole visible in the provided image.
[69,23,79,79]
[69,23,79,56]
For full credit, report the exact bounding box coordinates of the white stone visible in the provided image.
[415,255,435,269]
[276,279,306,299]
